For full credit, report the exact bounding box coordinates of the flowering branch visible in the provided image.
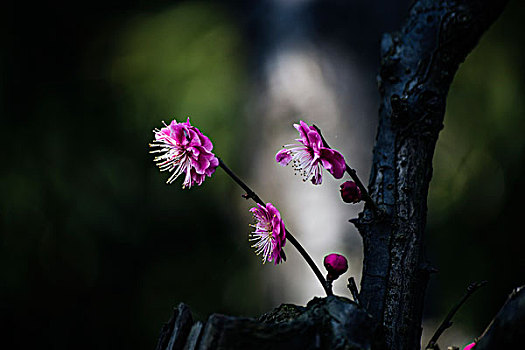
[426,281,488,350]
[312,125,381,216]
[218,158,333,297]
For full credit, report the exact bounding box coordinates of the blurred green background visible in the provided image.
[1,0,524,349]
[426,0,525,341]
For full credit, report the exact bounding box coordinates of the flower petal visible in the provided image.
[293,121,310,142]
[249,202,286,265]
[205,156,219,176]
[319,148,346,179]
[172,123,188,145]
[277,121,347,184]
[306,130,323,152]
[275,149,293,166]
[192,155,210,174]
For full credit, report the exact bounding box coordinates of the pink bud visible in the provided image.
[340,181,362,203]
[463,343,476,350]
[323,253,348,281]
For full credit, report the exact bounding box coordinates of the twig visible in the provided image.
[426,281,488,350]
[347,277,361,306]
[218,158,333,296]
[287,232,333,296]
[312,125,381,217]
[217,158,265,206]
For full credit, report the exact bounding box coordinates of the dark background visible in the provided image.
[1,0,524,349]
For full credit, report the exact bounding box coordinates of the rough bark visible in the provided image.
[156,296,380,350]
[352,1,508,350]
[156,304,195,350]
[474,286,525,350]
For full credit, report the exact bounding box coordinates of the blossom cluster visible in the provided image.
[150,118,354,269]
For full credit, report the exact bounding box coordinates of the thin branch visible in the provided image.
[287,230,333,296]
[347,277,361,306]
[426,281,488,350]
[218,158,333,296]
[344,164,382,217]
[312,125,381,217]
[217,157,265,206]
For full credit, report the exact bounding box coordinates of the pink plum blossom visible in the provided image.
[340,181,362,203]
[324,253,348,281]
[249,203,286,265]
[276,121,346,185]
[463,343,476,350]
[150,118,218,189]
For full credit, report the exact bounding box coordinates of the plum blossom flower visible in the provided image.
[340,181,362,203]
[275,121,346,185]
[249,203,286,265]
[463,343,476,350]
[150,118,218,189]
[323,253,348,281]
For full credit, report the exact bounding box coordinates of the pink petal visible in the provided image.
[319,148,346,179]
[275,149,292,166]
[463,343,476,350]
[191,172,205,186]
[205,157,219,176]
[294,121,309,140]
[192,155,210,174]
[266,202,279,218]
[172,123,188,145]
[306,130,323,152]
[198,132,213,151]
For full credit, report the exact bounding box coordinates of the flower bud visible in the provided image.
[323,253,348,281]
[340,181,362,203]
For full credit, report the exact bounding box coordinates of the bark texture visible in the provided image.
[352,1,508,350]
[475,286,525,350]
[156,296,379,350]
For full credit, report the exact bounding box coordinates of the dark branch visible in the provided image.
[426,281,487,349]
[218,157,265,206]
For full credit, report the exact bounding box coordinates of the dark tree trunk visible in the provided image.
[354,1,508,350]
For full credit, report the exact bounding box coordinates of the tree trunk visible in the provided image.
[353,1,508,349]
